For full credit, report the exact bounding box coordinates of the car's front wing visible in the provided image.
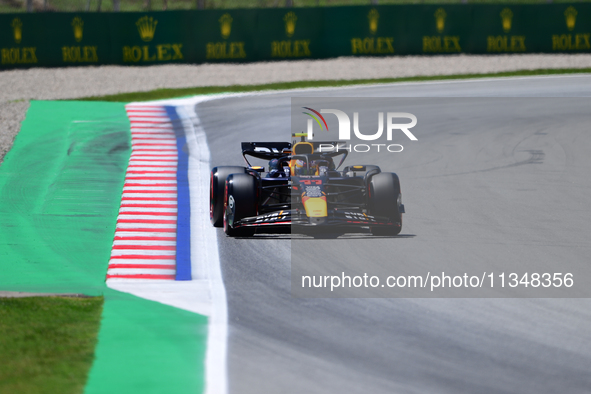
[235,209,395,229]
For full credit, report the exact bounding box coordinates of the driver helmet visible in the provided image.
[269,158,280,171]
[268,158,286,178]
[293,159,310,175]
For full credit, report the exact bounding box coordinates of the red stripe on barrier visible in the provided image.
[130,128,174,132]
[128,117,169,119]
[125,173,177,176]
[127,111,167,113]
[127,165,177,168]
[131,130,175,132]
[130,120,173,123]
[125,180,175,183]
[124,184,177,188]
[121,197,177,201]
[117,219,177,224]
[130,146,175,149]
[132,147,177,149]
[131,140,176,143]
[128,114,170,116]
[131,130,175,136]
[127,114,167,116]
[130,152,177,154]
[132,140,176,146]
[115,228,176,233]
[130,136,174,139]
[122,190,177,194]
[128,118,169,120]
[128,113,169,115]
[126,171,177,174]
[130,125,174,129]
[115,236,177,241]
[130,124,172,127]
[113,245,176,250]
[118,212,177,217]
[129,159,178,162]
[125,175,177,178]
[129,125,171,127]
[108,264,176,269]
[130,123,174,126]
[125,181,176,185]
[131,132,174,135]
[125,179,177,183]
[130,157,178,160]
[125,177,176,181]
[130,156,178,159]
[125,171,178,174]
[131,139,174,142]
[126,106,165,109]
[130,153,177,155]
[126,113,167,116]
[130,132,171,135]
[126,107,166,110]
[127,169,177,172]
[110,254,176,259]
[132,143,177,147]
[132,149,178,153]
[106,274,176,280]
[121,204,177,208]
[127,108,166,111]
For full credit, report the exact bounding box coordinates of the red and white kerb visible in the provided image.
[106,105,178,280]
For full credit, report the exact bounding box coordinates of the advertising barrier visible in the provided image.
[1,4,589,69]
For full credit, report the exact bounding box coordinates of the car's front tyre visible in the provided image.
[210,166,246,227]
[368,172,402,236]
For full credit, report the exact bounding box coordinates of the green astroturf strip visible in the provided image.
[85,291,207,394]
[0,100,130,294]
[0,101,207,394]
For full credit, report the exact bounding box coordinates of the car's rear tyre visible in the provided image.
[223,173,257,237]
[369,172,402,236]
[210,166,246,227]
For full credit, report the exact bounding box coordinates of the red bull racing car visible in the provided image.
[210,134,404,237]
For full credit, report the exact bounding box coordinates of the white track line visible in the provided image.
[180,100,228,394]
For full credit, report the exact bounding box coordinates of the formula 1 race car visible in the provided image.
[209,134,405,237]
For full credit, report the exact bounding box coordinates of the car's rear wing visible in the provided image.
[241,142,292,166]
[241,140,349,168]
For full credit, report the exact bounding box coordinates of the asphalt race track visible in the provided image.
[196,76,591,393]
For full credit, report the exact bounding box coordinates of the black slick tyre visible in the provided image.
[368,172,402,236]
[223,173,257,237]
[210,166,246,227]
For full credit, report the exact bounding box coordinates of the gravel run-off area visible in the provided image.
[1,53,591,164]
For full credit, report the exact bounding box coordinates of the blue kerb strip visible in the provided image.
[166,105,192,281]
